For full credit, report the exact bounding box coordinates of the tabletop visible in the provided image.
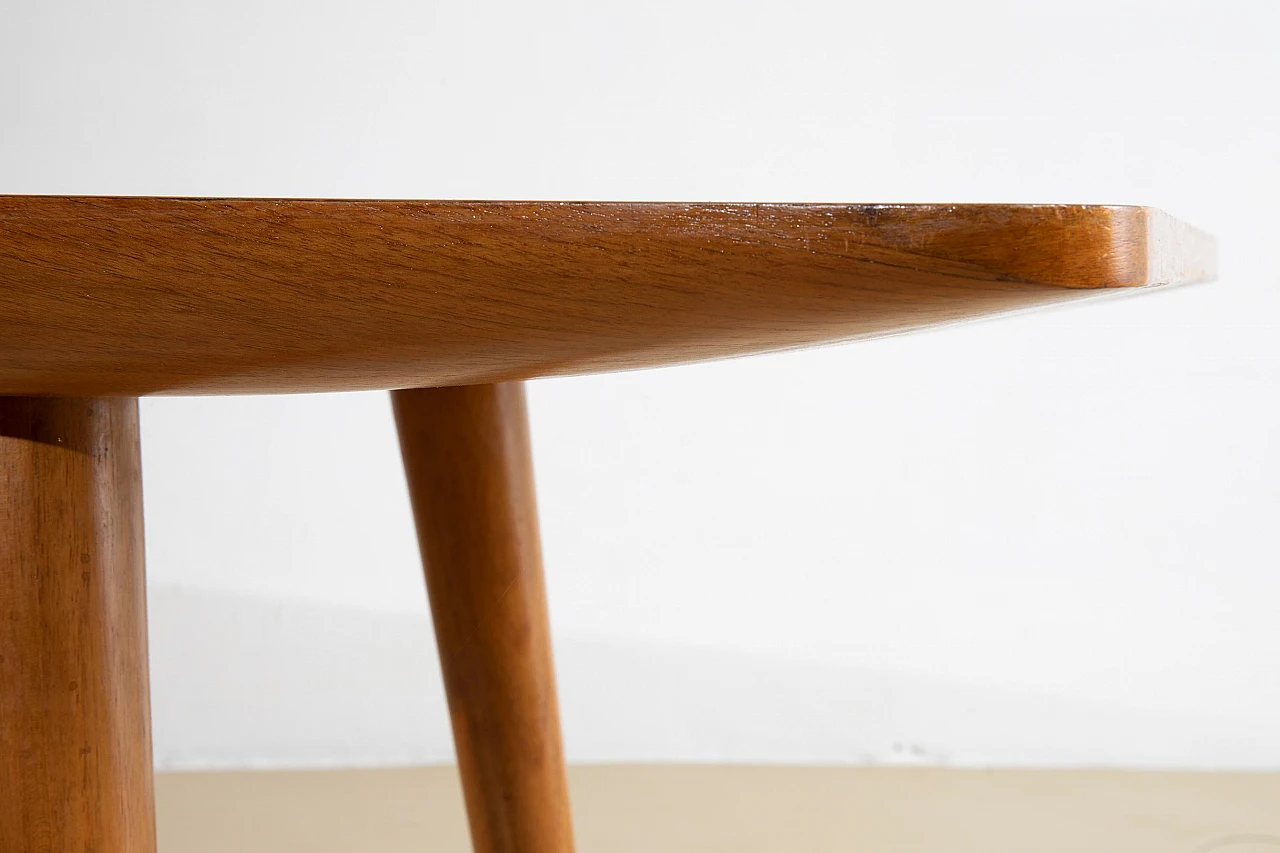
[0,197,1215,396]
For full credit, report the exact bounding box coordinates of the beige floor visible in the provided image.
[156,765,1280,853]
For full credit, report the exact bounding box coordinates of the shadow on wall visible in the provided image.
[146,582,1276,771]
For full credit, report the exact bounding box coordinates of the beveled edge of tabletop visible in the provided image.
[0,196,1218,289]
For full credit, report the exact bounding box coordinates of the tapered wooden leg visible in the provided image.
[393,382,574,853]
[0,397,156,852]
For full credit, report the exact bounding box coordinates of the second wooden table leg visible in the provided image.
[392,382,574,853]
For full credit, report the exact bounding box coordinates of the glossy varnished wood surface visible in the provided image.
[393,383,574,853]
[0,397,156,852]
[0,198,1214,396]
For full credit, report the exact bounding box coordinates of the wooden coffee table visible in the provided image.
[0,197,1215,852]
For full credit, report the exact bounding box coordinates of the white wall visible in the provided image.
[3,0,1278,769]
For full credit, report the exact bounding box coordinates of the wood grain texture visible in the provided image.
[392,382,574,853]
[0,197,1216,396]
[0,397,156,853]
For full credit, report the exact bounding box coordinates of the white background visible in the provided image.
[3,0,1278,769]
